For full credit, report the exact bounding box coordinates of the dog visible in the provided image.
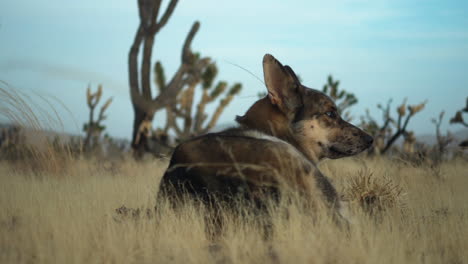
[157,54,373,228]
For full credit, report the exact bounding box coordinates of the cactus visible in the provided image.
[360,99,393,154]
[382,99,427,154]
[402,131,416,154]
[322,75,358,121]
[449,97,468,149]
[127,0,242,156]
[155,61,242,142]
[128,0,205,157]
[83,84,112,151]
[449,97,468,127]
[360,98,427,154]
[431,111,453,156]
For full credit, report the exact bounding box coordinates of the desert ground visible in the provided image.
[1,154,467,264]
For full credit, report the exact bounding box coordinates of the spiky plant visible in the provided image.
[431,111,453,156]
[343,170,406,215]
[449,97,468,149]
[449,97,468,128]
[83,84,112,152]
[155,60,242,142]
[360,98,427,154]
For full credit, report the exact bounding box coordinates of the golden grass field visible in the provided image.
[1,154,467,264]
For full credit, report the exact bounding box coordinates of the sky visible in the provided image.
[1,0,467,139]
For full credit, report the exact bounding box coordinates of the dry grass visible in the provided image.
[1,80,467,263]
[0,83,80,175]
[1,155,467,264]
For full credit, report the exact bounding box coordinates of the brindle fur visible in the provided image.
[157,54,373,228]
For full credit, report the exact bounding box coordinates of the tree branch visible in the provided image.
[401,113,412,131]
[165,105,182,135]
[153,0,179,33]
[152,0,162,27]
[203,96,232,133]
[141,35,155,99]
[138,0,154,30]
[396,113,403,130]
[181,82,197,136]
[194,90,210,132]
[382,114,412,154]
[128,24,153,111]
[151,21,201,111]
[182,21,200,63]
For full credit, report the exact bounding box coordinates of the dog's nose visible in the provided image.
[364,134,374,145]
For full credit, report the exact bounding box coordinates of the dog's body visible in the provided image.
[158,54,373,222]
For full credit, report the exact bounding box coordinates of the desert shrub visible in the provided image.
[343,169,407,216]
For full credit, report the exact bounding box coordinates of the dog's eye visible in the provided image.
[325,111,337,119]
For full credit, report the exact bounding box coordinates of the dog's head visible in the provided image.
[237,54,373,162]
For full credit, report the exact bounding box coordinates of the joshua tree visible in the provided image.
[322,75,358,121]
[402,131,416,154]
[450,97,468,128]
[153,60,242,142]
[431,111,453,154]
[384,99,427,153]
[83,85,112,151]
[0,126,22,150]
[360,99,394,154]
[450,96,468,149]
[128,0,208,156]
[361,98,427,154]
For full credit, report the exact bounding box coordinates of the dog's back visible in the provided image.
[159,128,338,211]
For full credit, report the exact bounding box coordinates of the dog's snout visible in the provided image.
[364,134,374,145]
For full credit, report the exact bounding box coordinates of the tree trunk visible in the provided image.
[131,107,154,158]
[128,0,199,157]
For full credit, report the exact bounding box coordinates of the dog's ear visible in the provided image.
[263,54,303,118]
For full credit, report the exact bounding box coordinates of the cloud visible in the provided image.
[0,59,127,93]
